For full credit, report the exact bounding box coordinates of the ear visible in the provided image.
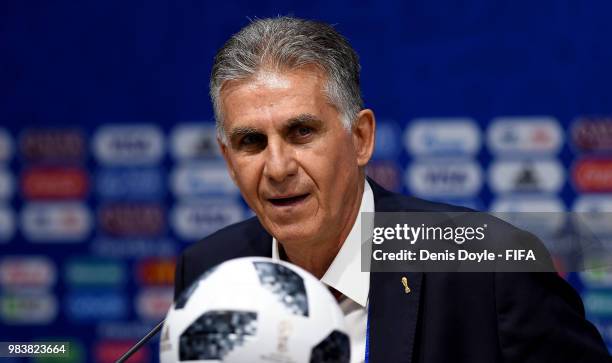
[218,138,238,184]
[351,109,376,167]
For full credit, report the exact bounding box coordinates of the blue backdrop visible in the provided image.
[1,1,612,361]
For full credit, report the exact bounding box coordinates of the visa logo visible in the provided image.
[93,125,164,165]
[407,160,482,197]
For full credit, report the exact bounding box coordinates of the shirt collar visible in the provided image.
[272,179,373,307]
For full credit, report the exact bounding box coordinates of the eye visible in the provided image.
[288,125,316,143]
[238,133,266,150]
[296,126,312,137]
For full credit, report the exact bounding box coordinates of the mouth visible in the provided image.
[267,193,310,207]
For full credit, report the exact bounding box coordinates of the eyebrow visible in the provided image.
[285,114,323,129]
[227,113,324,143]
[228,126,261,143]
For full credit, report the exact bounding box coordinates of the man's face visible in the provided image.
[218,67,370,248]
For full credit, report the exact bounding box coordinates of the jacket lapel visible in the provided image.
[368,272,422,363]
[368,179,423,363]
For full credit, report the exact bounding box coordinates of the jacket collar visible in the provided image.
[367,178,423,363]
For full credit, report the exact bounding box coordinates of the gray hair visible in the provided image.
[210,16,363,144]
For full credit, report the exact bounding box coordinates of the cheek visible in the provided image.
[231,158,262,196]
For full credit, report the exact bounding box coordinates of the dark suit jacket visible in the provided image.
[174,180,610,362]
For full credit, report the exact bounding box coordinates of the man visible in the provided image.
[174,17,610,362]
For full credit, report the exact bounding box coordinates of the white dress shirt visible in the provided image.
[272,179,373,363]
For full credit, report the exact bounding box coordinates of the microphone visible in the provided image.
[115,320,164,363]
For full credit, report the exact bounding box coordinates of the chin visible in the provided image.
[268,223,318,245]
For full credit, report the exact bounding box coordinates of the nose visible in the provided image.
[262,138,298,183]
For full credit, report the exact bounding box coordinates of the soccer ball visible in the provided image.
[160,257,350,363]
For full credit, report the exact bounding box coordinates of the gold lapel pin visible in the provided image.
[401,276,411,294]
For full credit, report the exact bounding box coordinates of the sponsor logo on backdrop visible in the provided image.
[573,195,612,236]
[171,162,239,197]
[0,169,14,200]
[64,258,125,287]
[136,258,175,285]
[571,117,612,152]
[487,116,562,155]
[584,292,612,318]
[93,125,164,165]
[21,202,91,242]
[170,123,221,159]
[488,159,564,194]
[0,256,56,289]
[96,168,164,199]
[489,196,566,237]
[573,159,612,192]
[0,206,14,242]
[91,238,176,258]
[65,292,127,321]
[172,199,244,240]
[99,203,164,237]
[94,341,148,363]
[0,293,57,324]
[406,159,482,197]
[21,167,88,199]
[20,129,85,162]
[373,121,402,159]
[366,161,402,192]
[405,118,480,156]
[135,287,174,320]
[0,128,13,162]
